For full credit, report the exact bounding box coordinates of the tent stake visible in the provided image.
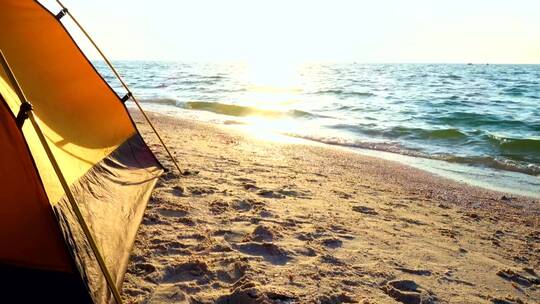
[0,50,123,304]
[55,0,184,176]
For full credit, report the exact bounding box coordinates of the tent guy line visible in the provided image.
[54,0,184,176]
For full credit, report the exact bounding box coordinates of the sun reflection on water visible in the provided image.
[222,60,317,141]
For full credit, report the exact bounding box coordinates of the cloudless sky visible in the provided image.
[42,0,540,63]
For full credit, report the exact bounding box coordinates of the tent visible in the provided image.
[0,1,165,303]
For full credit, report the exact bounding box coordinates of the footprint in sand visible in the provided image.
[257,189,286,199]
[170,185,186,196]
[321,237,343,249]
[395,267,432,276]
[149,239,191,253]
[142,213,167,225]
[332,189,353,199]
[215,261,248,284]
[294,246,317,257]
[351,205,378,215]
[209,199,230,214]
[157,207,188,218]
[162,260,212,283]
[497,268,540,287]
[248,225,279,242]
[232,198,265,212]
[131,262,157,276]
[188,186,217,196]
[315,293,356,303]
[382,280,436,304]
[233,242,291,265]
[256,186,311,199]
[215,276,296,304]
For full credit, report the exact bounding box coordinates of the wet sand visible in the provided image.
[122,112,539,304]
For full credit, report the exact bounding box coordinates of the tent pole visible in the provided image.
[29,112,124,304]
[55,0,184,176]
[0,50,124,304]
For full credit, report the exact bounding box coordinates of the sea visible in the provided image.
[95,61,540,198]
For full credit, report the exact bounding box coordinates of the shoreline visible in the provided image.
[124,111,539,303]
[131,103,540,199]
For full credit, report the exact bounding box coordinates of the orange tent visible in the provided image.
[0,1,163,303]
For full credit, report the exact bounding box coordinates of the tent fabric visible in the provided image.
[54,134,162,303]
[0,0,164,303]
[0,0,137,205]
[0,95,71,273]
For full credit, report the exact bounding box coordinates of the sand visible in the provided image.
[122,112,539,304]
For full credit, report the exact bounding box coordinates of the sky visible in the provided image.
[42,0,540,64]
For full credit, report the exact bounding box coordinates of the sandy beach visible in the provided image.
[122,112,539,304]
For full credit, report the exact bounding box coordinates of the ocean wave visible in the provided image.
[182,101,321,119]
[330,124,468,141]
[436,112,528,128]
[503,86,528,97]
[420,128,468,139]
[443,155,540,176]
[440,74,462,80]
[139,98,324,119]
[284,135,413,155]
[314,89,376,98]
[140,98,179,106]
[178,79,221,86]
[284,134,540,175]
[387,126,468,140]
[487,134,540,155]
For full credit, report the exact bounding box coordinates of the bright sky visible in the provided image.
[43,0,540,64]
